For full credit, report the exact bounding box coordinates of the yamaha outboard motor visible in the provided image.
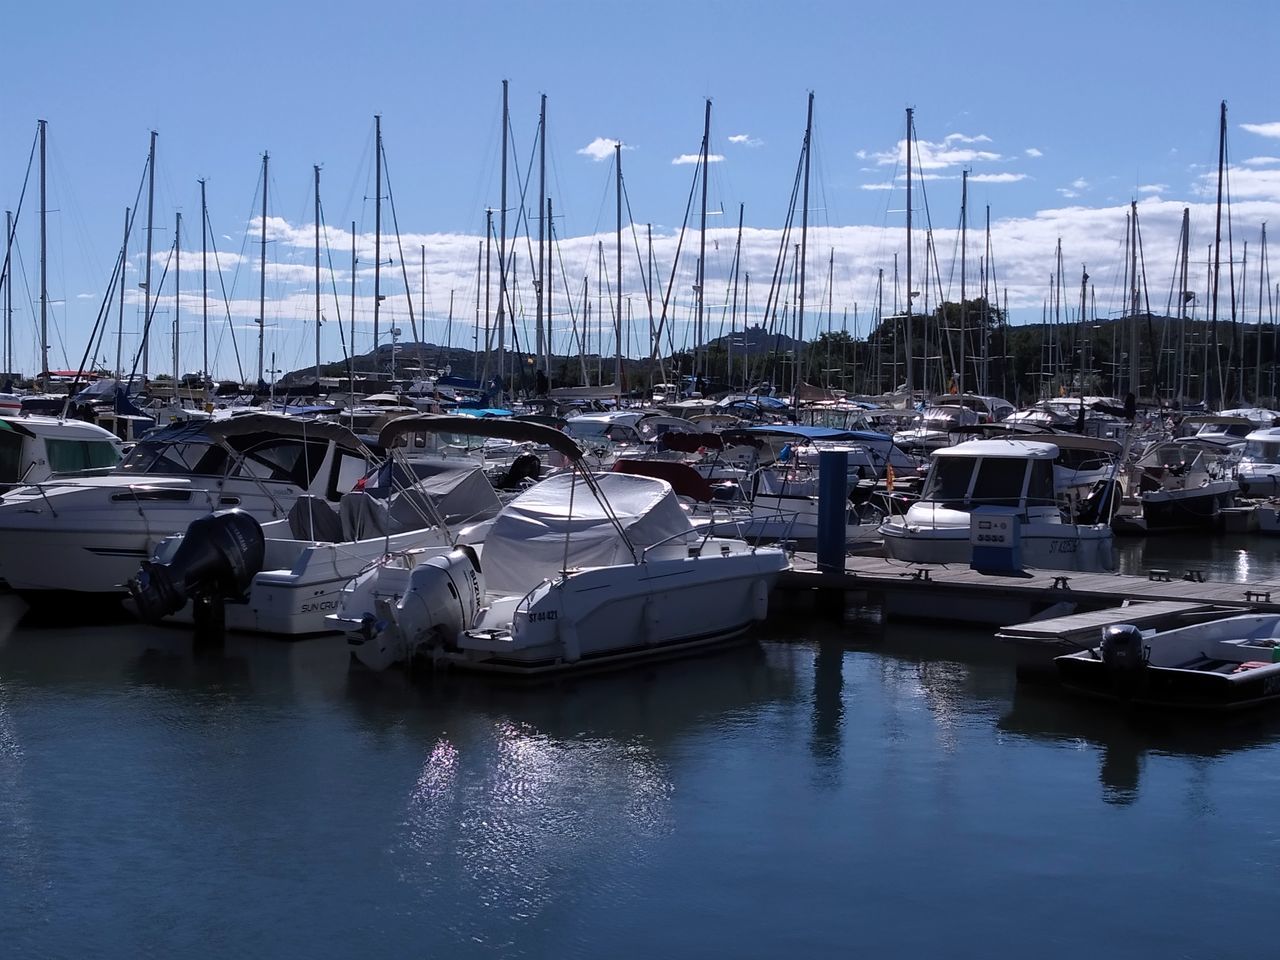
[1099,624,1147,693]
[129,510,265,631]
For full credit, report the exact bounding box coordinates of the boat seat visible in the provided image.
[339,490,393,541]
[287,495,344,543]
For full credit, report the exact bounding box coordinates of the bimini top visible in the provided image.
[205,413,367,452]
[933,438,1059,460]
[377,413,584,461]
[1245,426,1280,443]
[727,425,873,442]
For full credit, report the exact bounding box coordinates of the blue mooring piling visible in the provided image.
[816,450,848,576]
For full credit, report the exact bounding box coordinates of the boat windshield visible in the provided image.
[971,457,1029,507]
[922,456,975,503]
[1244,439,1280,463]
[117,433,331,486]
[118,439,224,475]
[46,438,122,473]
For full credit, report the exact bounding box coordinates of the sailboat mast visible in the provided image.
[173,211,182,394]
[482,208,492,384]
[1129,201,1139,397]
[314,165,321,383]
[143,130,156,384]
[729,203,744,389]
[373,115,383,374]
[116,209,127,378]
[4,209,11,378]
[959,168,968,395]
[615,141,623,398]
[257,151,268,385]
[1177,208,1190,402]
[1210,100,1227,408]
[350,221,357,393]
[546,197,554,380]
[905,107,914,398]
[39,119,48,386]
[536,94,546,370]
[497,80,509,393]
[798,92,813,388]
[696,98,711,384]
[1258,222,1268,401]
[200,180,208,379]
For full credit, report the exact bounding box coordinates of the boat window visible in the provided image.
[117,439,225,475]
[1244,439,1280,462]
[922,456,974,503]
[971,457,1028,507]
[232,438,330,487]
[1026,460,1056,506]
[0,432,23,484]
[45,439,122,474]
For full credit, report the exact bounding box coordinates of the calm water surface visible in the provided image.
[2,544,1280,957]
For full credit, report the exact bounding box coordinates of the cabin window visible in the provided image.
[119,439,223,476]
[1245,440,1280,462]
[45,439,122,474]
[233,438,330,487]
[971,457,1027,507]
[1026,460,1056,506]
[923,457,974,504]
[0,432,23,484]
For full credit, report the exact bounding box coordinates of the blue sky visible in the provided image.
[3,0,1280,378]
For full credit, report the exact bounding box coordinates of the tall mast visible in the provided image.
[116,208,128,378]
[38,119,49,386]
[696,98,711,383]
[4,209,11,378]
[615,140,623,396]
[474,239,482,372]
[546,197,554,382]
[497,80,509,392]
[257,151,268,385]
[905,107,914,398]
[373,115,383,374]
[143,130,156,384]
[200,180,208,379]
[536,93,546,370]
[173,211,181,392]
[482,208,492,384]
[1129,200,1139,397]
[1211,100,1227,408]
[983,204,992,394]
[1258,222,1268,401]
[729,202,744,389]
[314,165,322,382]
[959,168,968,395]
[350,221,356,393]
[1177,208,1190,402]
[798,92,814,385]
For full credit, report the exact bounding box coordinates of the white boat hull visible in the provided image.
[880,519,1114,572]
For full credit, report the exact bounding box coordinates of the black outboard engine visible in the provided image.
[1099,624,1147,692]
[129,510,265,635]
[495,452,542,490]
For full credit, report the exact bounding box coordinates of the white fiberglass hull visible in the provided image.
[879,518,1114,572]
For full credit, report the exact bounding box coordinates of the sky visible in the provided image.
[3,0,1280,380]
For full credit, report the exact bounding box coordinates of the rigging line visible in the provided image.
[126,241,174,383]
[0,125,39,300]
[648,150,703,360]
[318,203,348,365]
[379,145,422,357]
[753,144,804,390]
[206,212,245,383]
[61,222,133,414]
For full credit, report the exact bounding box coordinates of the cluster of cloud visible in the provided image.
[857,130,1033,191]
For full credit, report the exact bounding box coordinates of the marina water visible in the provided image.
[2,535,1278,957]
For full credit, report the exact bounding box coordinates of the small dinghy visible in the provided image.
[1056,615,1280,711]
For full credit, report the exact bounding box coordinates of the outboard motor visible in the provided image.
[350,546,484,672]
[495,452,542,490]
[1099,623,1147,692]
[1078,478,1120,525]
[129,510,265,632]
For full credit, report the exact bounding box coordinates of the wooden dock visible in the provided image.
[779,552,1280,626]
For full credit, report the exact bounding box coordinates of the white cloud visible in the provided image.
[1241,121,1280,138]
[868,135,1001,171]
[1057,188,1079,199]
[1136,183,1168,194]
[1024,147,1043,158]
[728,133,762,146]
[943,133,992,144]
[672,153,724,165]
[75,292,95,299]
[1070,177,1089,190]
[1243,156,1280,167]
[577,137,621,161]
[969,172,1028,183]
[860,182,895,191]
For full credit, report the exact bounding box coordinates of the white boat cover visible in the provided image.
[390,465,502,527]
[481,472,693,594]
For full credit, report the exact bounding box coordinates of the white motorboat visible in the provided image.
[0,414,124,492]
[0,414,369,598]
[892,405,981,455]
[1236,427,1280,498]
[878,438,1115,571]
[128,460,503,636]
[1126,438,1238,532]
[333,414,789,674]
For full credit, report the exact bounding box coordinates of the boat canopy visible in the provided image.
[933,438,1059,460]
[377,413,583,460]
[480,471,691,594]
[205,414,367,452]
